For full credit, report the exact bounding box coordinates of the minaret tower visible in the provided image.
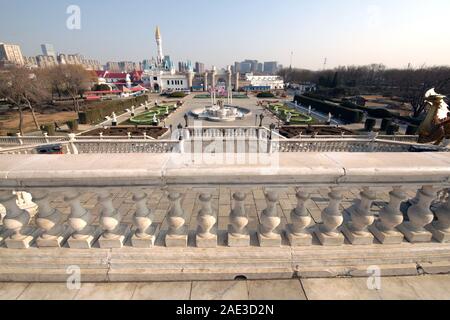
[155,26,163,64]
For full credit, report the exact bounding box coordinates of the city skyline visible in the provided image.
[1,0,450,70]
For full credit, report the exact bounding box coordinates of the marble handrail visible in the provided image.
[0,152,449,252]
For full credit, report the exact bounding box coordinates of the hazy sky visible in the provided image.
[1,0,449,70]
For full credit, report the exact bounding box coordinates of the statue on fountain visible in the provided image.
[418,88,450,146]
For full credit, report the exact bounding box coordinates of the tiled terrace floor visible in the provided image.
[1,275,450,300]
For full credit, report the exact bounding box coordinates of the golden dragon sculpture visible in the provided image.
[418,88,450,146]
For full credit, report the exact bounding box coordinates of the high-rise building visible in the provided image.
[0,43,25,66]
[257,63,263,73]
[118,61,135,72]
[263,61,279,75]
[195,62,205,74]
[36,55,58,68]
[234,61,241,73]
[41,44,56,59]
[240,62,252,74]
[106,61,121,72]
[23,56,38,68]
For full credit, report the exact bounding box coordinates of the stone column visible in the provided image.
[0,191,37,249]
[228,192,250,247]
[427,193,450,242]
[257,191,281,247]
[286,190,313,246]
[165,192,188,247]
[33,190,71,247]
[66,190,99,249]
[398,186,435,243]
[314,189,345,246]
[131,190,158,247]
[204,72,208,92]
[187,71,194,90]
[211,67,217,90]
[370,187,406,244]
[196,193,217,248]
[97,190,130,248]
[342,188,376,245]
[235,72,240,91]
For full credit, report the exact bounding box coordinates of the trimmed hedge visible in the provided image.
[257,92,275,98]
[66,119,79,132]
[294,95,364,124]
[168,92,187,98]
[78,95,149,125]
[40,124,55,136]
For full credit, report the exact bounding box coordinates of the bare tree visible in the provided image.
[0,67,46,134]
[43,65,95,113]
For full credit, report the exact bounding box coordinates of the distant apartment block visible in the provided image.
[0,43,25,66]
[263,61,278,75]
[195,62,205,74]
[41,44,56,59]
[106,61,121,72]
[36,55,58,68]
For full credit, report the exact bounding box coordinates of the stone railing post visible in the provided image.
[165,192,187,247]
[131,190,158,247]
[228,192,250,247]
[43,132,50,143]
[32,190,71,247]
[257,191,281,247]
[196,193,217,248]
[314,189,345,246]
[342,187,376,245]
[17,133,23,145]
[68,133,79,155]
[427,194,450,243]
[97,190,130,248]
[370,187,406,244]
[286,190,313,246]
[398,186,436,243]
[66,190,99,249]
[0,191,36,249]
[178,136,185,154]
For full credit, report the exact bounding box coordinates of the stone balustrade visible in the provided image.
[0,136,443,155]
[0,152,450,281]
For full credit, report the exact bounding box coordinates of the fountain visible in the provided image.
[190,68,251,122]
[192,99,250,122]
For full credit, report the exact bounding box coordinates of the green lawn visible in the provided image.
[268,103,315,124]
[129,104,178,125]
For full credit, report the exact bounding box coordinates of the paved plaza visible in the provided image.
[1,275,450,300]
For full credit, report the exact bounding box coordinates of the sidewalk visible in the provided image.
[1,275,450,300]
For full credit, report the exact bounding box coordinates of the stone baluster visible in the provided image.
[286,190,313,246]
[0,191,37,249]
[314,189,345,246]
[228,192,250,247]
[342,188,376,245]
[370,187,406,244]
[427,193,450,242]
[33,190,71,247]
[165,192,187,247]
[66,190,99,249]
[398,186,436,243]
[257,191,281,247]
[131,190,158,247]
[97,190,130,248]
[196,193,217,248]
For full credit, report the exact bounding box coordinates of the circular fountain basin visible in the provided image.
[190,105,251,122]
